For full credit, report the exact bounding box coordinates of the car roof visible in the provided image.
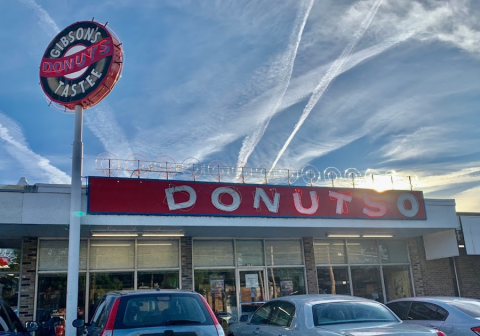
[105,289,197,296]
[268,294,379,305]
[388,297,480,304]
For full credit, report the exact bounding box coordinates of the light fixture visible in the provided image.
[137,243,173,246]
[91,232,138,237]
[362,234,393,238]
[313,243,330,246]
[141,232,185,237]
[459,245,465,248]
[326,234,361,238]
[91,243,132,247]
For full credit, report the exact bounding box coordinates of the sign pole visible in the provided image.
[66,104,83,336]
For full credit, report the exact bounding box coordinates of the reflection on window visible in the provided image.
[383,266,412,301]
[0,274,18,308]
[351,266,383,302]
[314,240,347,264]
[266,240,303,266]
[268,268,305,298]
[36,274,86,336]
[137,271,179,290]
[89,240,134,270]
[137,240,179,269]
[89,272,134,307]
[379,240,409,264]
[194,270,237,318]
[236,240,264,266]
[347,240,379,264]
[193,240,234,267]
[38,241,87,271]
[317,267,350,295]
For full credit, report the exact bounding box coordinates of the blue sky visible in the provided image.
[0,0,479,211]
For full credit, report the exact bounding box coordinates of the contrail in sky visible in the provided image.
[236,0,314,168]
[19,0,59,37]
[269,0,384,174]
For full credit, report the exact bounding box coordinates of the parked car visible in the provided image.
[0,299,38,335]
[227,294,444,336]
[73,289,225,336]
[387,296,480,335]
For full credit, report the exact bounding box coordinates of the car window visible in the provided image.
[449,301,480,318]
[115,294,211,329]
[312,301,398,326]
[408,302,448,321]
[269,301,295,328]
[0,303,15,332]
[91,296,109,329]
[387,301,411,320]
[250,302,274,325]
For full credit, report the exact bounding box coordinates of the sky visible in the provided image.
[0,0,479,211]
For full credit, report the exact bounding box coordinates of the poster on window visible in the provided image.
[385,270,411,300]
[210,279,225,298]
[280,280,293,295]
[245,274,259,288]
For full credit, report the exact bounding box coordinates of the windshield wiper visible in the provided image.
[165,319,202,325]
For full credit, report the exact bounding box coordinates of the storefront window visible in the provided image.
[236,240,264,266]
[194,270,237,318]
[137,240,179,268]
[36,274,86,336]
[267,268,305,298]
[89,240,135,270]
[89,272,134,306]
[265,240,303,266]
[347,240,379,264]
[194,240,234,267]
[317,267,350,295]
[379,240,409,264]
[351,266,383,302]
[38,240,88,271]
[383,266,412,301]
[137,271,179,289]
[0,274,18,308]
[314,240,347,264]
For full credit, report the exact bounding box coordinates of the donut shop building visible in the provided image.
[0,176,476,330]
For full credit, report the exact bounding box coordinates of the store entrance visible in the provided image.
[238,269,266,319]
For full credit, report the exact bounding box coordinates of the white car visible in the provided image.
[228,294,444,336]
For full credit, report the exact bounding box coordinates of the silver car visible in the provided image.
[227,294,441,336]
[387,296,480,335]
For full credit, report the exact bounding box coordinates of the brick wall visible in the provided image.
[408,237,457,297]
[19,237,37,323]
[303,237,319,294]
[454,249,480,299]
[181,237,193,291]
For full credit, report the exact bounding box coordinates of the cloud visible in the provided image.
[236,0,314,167]
[451,184,480,212]
[0,111,70,184]
[85,102,133,176]
[268,0,384,172]
[18,0,59,37]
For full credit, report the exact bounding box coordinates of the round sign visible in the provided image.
[40,21,123,110]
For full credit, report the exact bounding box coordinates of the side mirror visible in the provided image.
[239,314,249,323]
[25,321,39,332]
[72,319,85,328]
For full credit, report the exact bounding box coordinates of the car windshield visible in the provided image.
[312,301,398,326]
[449,301,480,318]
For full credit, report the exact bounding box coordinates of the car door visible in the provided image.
[0,302,27,336]
[405,301,448,330]
[237,302,275,336]
[261,301,297,336]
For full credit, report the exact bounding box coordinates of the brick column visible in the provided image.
[303,237,318,294]
[19,237,37,323]
[181,237,193,291]
[408,237,457,297]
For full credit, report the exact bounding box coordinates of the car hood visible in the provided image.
[318,321,436,336]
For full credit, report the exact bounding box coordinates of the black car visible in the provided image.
[0,299,38,335]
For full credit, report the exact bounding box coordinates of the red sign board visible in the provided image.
[40,21,123,110]
[87,177,426,220]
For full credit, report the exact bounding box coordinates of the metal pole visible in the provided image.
[66,105,83,336]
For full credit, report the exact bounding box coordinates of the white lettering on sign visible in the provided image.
[212,187,241,212]
[293,191,319,215]
[397,193,419,217]
[329,191,352,214]
[165,185,197,210]
[253,188,280,213]
[363,194,388,217]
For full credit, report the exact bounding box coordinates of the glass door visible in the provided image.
[238,269,266,319]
